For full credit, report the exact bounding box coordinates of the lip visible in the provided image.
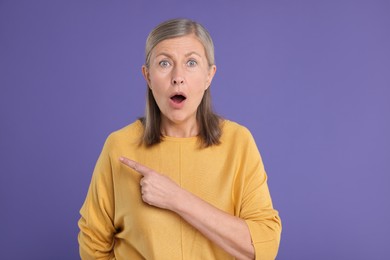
[169,92,187,109]
[169,91,187,99]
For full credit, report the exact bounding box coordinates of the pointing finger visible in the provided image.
[119,157,150,176]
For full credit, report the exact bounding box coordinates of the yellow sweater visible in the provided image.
[78,120,281,260]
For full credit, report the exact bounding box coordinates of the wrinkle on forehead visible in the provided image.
[151,35,207,60]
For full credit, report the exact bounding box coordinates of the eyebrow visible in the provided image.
[155,51,202,59]
[155,52,172,59]
[185,51,202,58]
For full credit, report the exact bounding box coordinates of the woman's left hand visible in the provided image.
[119,156,181,210]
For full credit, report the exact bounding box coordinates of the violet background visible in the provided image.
[1,0,389,259]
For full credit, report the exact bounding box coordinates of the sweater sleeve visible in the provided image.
[78,135,117,260]
[236,128,282,260]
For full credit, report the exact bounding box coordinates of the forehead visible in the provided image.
[152,34,206,57]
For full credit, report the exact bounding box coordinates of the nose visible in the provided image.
[172,78,184,85]
[171,66,184,86]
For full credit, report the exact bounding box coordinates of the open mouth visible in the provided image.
[170,94,187,104]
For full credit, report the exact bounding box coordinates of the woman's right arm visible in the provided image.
[78,138,116,260]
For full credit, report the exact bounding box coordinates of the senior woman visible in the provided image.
[78,18,281,260]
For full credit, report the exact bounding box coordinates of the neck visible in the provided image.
[161,118,199,138]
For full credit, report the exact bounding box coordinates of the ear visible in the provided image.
[142,65,151,88]
[205,65,217,90]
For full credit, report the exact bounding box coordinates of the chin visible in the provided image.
[165,114,193,125]
[168,117,189,124]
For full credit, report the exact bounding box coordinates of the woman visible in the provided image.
[78,18,281,260]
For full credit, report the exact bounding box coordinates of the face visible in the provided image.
[142,34,216,130]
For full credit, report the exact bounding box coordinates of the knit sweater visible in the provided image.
[78,120,281,259]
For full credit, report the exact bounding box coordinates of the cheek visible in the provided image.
[151,87,165,102]
[149,70,169,87]
[190,83,207,102]
[193,76,209,91]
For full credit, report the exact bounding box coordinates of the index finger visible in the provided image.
[119,156,150,176]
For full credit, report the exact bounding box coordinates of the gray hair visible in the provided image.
[144,18,215,68]
[141,18,221,147]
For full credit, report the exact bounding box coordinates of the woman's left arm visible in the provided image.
[119,157,255,260]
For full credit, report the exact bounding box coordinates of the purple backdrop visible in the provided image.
[1,0,389,259]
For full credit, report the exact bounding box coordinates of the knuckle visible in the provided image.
[133,163,138,171]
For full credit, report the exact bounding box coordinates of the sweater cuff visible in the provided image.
[245,220,280,260]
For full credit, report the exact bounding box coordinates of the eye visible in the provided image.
[159,60,171,68]
[186,59,198,67]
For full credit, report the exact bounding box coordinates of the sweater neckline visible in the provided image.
[134,119,231,143]
[161,135,199,143]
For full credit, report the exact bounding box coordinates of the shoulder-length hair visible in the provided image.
[140,18,221,148]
